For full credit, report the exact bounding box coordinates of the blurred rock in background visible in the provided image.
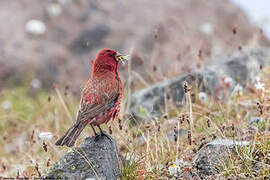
[0,0,269,92]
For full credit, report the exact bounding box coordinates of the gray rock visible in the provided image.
[129,48,270,120]
[193,139,249,178]
[44,134,121,180]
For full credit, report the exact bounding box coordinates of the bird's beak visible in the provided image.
[115,52,130,64]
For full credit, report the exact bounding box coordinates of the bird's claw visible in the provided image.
[94,132,112,142]
[94,134,102,141]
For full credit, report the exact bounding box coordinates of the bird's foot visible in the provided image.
[94,133,102,141]
[94,132,112,142]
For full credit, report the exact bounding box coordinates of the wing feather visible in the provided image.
[75,75,121,124]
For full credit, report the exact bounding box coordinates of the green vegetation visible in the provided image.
[0,70,270,179]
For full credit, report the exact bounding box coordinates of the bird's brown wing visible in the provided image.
[55,77,120,147]
[75,94,119,123]
[75,76,120,124]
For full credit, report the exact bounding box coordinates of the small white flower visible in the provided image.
[254,75,265,90]
[200,23,214,36]
[31,78,42,89]
[39,132,53,140]
[255,81,265,90]
[168,164,180,176]
[46,3,62,17]
[198,92,208,103]
[25,19,46,36]
[1,101,12,110]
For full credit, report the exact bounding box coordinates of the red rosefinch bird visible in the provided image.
[55,49,129,147]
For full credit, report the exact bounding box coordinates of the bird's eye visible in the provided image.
[109,53,115,58]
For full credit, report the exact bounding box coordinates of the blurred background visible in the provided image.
[1,0,269,93]
[1,0,270,178]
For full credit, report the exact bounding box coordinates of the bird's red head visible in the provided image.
[92,49,128,75]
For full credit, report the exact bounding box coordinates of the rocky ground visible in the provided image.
[44,133,121,179]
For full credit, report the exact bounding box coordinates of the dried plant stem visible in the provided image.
[131,71,149,87]
[176,121,180,159]
[147,130,154,162]
[186,91,194,133]
[160,139,165,161]
[55,88,73,124]
[124,55,132,114]
[154,131,158,164]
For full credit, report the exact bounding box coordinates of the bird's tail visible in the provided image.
[55,121,88,147]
